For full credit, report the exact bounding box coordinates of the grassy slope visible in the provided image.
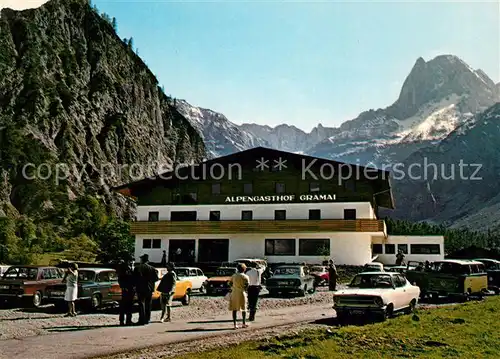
[175,297,500,359]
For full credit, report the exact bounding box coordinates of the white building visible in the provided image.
[372,235,445,265]
[114,147,397,266]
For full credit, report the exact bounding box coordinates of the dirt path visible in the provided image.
[0,303,332,359]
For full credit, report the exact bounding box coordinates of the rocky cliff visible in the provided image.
[0,0,205,218]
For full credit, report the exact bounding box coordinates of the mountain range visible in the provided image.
[177,55,500,230]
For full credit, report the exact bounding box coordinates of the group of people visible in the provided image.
[117,253,176,326]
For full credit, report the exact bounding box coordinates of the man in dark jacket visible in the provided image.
[133,254,158,325]
[328,259,337,291]
[117,259,135,326]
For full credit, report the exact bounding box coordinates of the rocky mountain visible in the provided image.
[0,0,204,218]
[384,103,500,230]
[307,55,500,166]
[175,99,268,158]
[239,123,339,154]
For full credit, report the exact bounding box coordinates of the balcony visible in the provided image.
[130,219,386,235]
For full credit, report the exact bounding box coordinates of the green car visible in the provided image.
[266,265,316,297]
[474,258,500,294]
[45,268,121,311]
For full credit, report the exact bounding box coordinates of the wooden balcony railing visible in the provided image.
[130,219,386,235]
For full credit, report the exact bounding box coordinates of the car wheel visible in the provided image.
[91,294,102,310]
[181,291,190,306]
[199,283,206,294]
[308,284,316,294]
[32,291,43,308]
[406,299,416,314]
[378,304,393,321]
[299,285,307,297]
[494,287,500,295]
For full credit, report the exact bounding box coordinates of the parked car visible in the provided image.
[405,259,488,300]
[362,262,384,272]
[45,268,122,311]
[310,265,328,286]
[0,265,11,277]
[474,258,500,294]
[175,267,208,293]
[233,258,268,270]
[333,272,420,323]
[266,265,316,296]
[206,266,237,295]
[0,265,65,307]
[385,265,415,274]
[151,267,192,305]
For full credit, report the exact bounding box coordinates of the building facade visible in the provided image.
[114,147,395,265]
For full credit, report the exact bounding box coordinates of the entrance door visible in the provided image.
[198,239,229,263]
[169,240,196,264]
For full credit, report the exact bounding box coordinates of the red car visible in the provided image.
[0,265,65,307]
[310,265,329,286]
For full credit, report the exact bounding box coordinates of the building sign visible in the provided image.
[224,194,336,203]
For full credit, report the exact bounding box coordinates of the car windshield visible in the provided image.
[274,267,300,275]
[78,270,96,282]
[176,269,190,277]
[216,268,236,276]
[2,267,38,280]
[349,274,394,289]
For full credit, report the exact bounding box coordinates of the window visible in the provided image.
[299,239,330,256]
[275,183,285,193]
[410,244,440,255]
[241,210,253,220]
[209,211,221,221]
[97,271,110,282]
[394,275,406,287]
[309,182,320,192]
[170,211,197,221]
[397,244,408,254]
[42,268,54,280]
[385,244,396,254]
[212,183,221,194]
[108,271,118,281]
[148,211,159,222]
[189,269,197,276]
[152,239,161,248]
[243,183,253,194]
[143,239,152,248]
[344,209,357,220]
[197,269,204,276]
[309,209,321,220]
[275,210,286,220]
[265,239,296,256]
[372,244,383,254]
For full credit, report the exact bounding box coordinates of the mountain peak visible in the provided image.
[391,54,498,119]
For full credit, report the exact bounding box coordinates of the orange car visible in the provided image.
[151,268,192,305]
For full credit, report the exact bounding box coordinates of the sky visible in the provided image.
[2,0,499,132]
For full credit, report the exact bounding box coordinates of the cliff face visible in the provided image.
[0,0,205,217]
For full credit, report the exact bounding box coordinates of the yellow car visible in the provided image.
[152,268,192,305]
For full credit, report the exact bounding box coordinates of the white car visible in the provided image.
[175,267,208,293]
[333,272,420,322]
[0,265,11,277]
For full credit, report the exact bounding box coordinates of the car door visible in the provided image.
[188,269,199,289]
[390,275,406,310]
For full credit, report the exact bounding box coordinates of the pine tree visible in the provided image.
[112,17,117,31]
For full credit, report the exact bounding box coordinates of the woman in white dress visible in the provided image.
[63,263,78,317]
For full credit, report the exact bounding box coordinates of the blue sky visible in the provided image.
[91,1,498,130]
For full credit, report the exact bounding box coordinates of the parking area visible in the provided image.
[0,286,339,341]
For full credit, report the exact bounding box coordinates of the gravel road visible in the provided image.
[0,286,341,341]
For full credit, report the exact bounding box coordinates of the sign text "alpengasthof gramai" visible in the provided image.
[224,194,336,203]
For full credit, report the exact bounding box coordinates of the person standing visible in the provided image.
[396,250,405,266]
[117,259,135,326]
[157,263,177,322]
[229,263,249,329]
[246,263,264,321]
[62,262,78,317]
[133,254,158,325]
[161,250,167,267]
[328,259,337,291]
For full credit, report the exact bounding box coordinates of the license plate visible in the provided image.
[0,285,9,290]
[50,291,65,296]
[350,310,365,315]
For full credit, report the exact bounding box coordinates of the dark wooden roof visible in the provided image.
[112,147,394,208]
